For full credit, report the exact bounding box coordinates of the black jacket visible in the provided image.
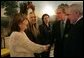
[52,19,71,57]
[38,24,52,45]
[63,18,83,57]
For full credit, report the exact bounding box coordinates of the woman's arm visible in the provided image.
[17,32,49,53]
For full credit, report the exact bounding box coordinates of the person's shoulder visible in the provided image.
[52,20,58,26]
[12,31,20,35]
[53,20,60,24]
[10,31,21,37]
[39,24,44,28]
[79,17,83,23]
[76,17,83,27]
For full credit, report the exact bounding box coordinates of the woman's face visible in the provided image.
[19,19,28,31]
[28,13,36,24]
[43,16,50,24]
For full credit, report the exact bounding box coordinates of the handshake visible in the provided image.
[43,44,50,52]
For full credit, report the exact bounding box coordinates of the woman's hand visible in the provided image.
[43,44,50,52]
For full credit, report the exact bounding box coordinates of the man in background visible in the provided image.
[64,3,83,57]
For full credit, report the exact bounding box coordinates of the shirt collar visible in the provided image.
[73,16,83,24]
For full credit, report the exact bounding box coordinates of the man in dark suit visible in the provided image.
[52,3,70,57]
[63,3,83,57]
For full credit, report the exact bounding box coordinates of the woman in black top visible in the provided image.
[39,14,52,57]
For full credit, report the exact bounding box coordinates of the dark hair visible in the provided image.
[42,14,50,24]
[11,13,28,32]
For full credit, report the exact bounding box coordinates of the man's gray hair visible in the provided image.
[69,3,83,16]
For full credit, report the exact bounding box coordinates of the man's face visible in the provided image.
[56,9,65,21]
[66,8,78,23]
[43,16,50,24]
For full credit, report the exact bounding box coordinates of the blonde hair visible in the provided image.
[69,3,83,16]
[27,12,40,38]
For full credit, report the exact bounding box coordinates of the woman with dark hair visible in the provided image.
[9,14,49,57]
[38,14,53,57]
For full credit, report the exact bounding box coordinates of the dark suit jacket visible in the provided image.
[63,18,83,57]
[38,24,52,45]
[52,19,71,57]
